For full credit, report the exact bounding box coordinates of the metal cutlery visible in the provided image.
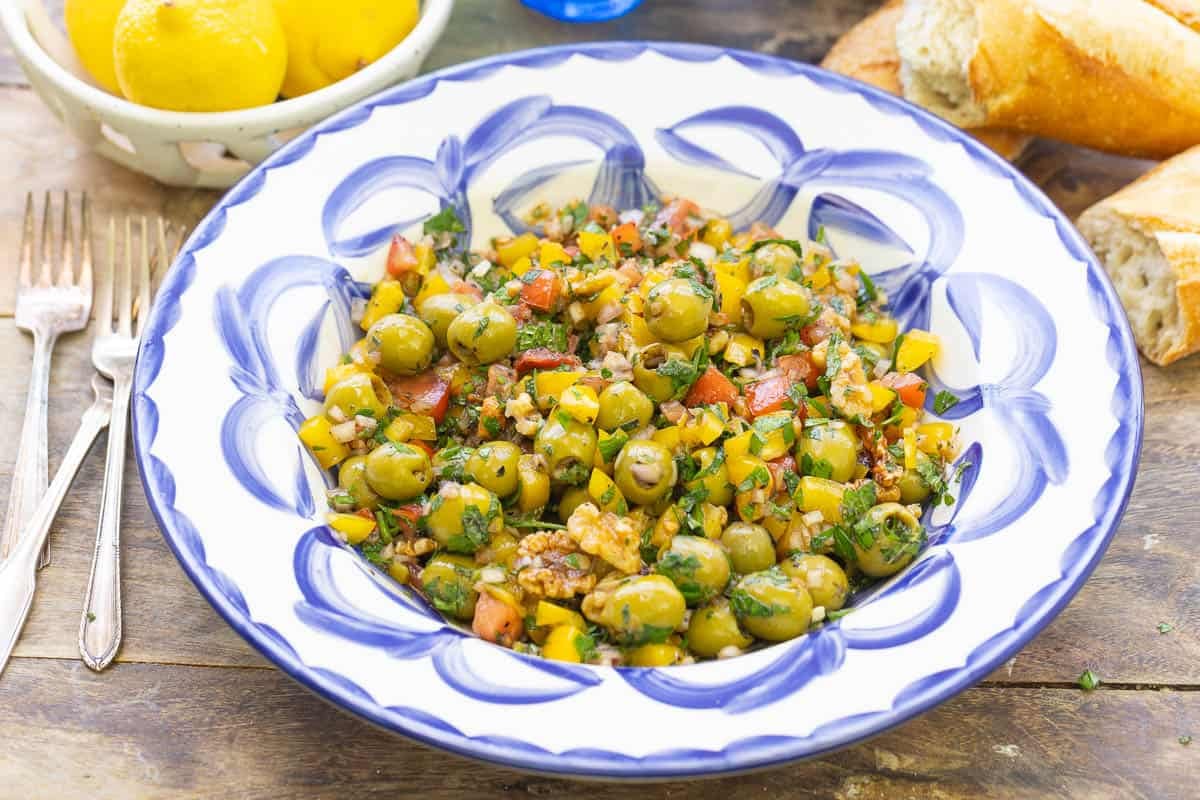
[2,192,93,568]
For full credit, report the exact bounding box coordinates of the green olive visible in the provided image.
[336,455,380,510]
[465,441,522,498]
[366,313,435,375]
[656,535,731,606]
[720,521,776,574]
[684,447,734,507]
[730,567,814,641]
[740,276,811,339]
[780,554,849,611]
[364,441,431,501]
[854,502,924,577]
[557,486,592,523]
[686,598,753,658]
[897,452,933,504]
[644,278,713,342]
[590,575,686,645]
[797,420,860,483]
[751,242,802,278]
[614,440,678,506]
[420,553,478,620]
[425,482,502,553]
[596,381,654,432]
[535,416,598,485]
[417,292,478,347]
[324,372,391,421]
[632,343,692,403]
[446,302,518,365]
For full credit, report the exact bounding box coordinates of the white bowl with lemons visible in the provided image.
[1,0,454,187]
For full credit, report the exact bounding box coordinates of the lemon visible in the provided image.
[65,0,127,95]
[273,0,419,98]
[113,0,287,112]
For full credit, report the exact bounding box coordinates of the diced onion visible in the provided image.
[688,241,717,263]
[329,420,357,443]
[478,567,506,584]
[327,406,347,423]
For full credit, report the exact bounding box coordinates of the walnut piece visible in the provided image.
[514,530,597,599]
[566,503,642,575]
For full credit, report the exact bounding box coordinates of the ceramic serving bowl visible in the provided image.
[132,42,1143,779]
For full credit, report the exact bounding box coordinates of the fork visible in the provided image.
[1,193,93,568]
[78,215,157,672]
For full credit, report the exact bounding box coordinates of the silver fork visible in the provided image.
[78,215,156,672]
[1,193,93,568]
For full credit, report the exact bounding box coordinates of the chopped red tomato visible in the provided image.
[882,371,928,408]
[800,321,836,348]
[407,440,435,458]
[514,348,581,374]
[745,374,796,418]
[520,270,561,311]
[684,366,739,407]
[776,352,820,390]
[656,199,701,236]
[387,371,450,423]
[450,280,483,301]
[767,454,797,490]
[611,221,643,255]
[391,503,423,537]
[385,235,418,278]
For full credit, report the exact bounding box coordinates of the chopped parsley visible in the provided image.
[800,453,834,479]
[933,390,960,415]
[1157,622,1174,634]
[447,504,492,553]
[747,238,805,260]
[598,430,629,463]
[423,206,465,239]
[1078,669,1100,691]
[515,321,568,353]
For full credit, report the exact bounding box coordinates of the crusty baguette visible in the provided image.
[821,0,1031,161]
[1077,146,1200,365]
[896,0,1200,159]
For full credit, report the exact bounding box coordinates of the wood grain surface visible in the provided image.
[0,1,1197,797]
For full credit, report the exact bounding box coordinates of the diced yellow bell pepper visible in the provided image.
[577,230,615,262]
[853,463,869,480]
[806,266,831,291]
[414,243,435,275]
[534,370,584,410]
[392,413,437,441]
[713,256,751,284]
[727,454,773,493]
[560,383,600,425]
[323,362,366,396]
[731,232,754,250]
[628,643,683,667]
[895,329,941,373]
[299,416,349,469]
[414,270,452,308]
[388,561,411,584]
[360,280,407,331]
[867,381,897,414]
[886,405,920,436]
[383,415,414,443]
[652,425,682,451]
[713,258,751,324]
[723,333,764,367]
[797,476,844,522]
[677,334,707,359]
[627,314,657,348]
[540,241,570,268]
[916,422,956,456]
[579,283,623,319]
[702,218,732,249]
[749,413,793,460]
[535,601,586,631]
[349,338,372,364]
[517,454,551,513]
[327,512,376,544]
[588,468,627,513]
[723,430,755,462]
[682,408,725,447]
[510,255,534,278]
[806,396,832,418]
[639,269,669,299]
[903,428,918,471]
[851,316,899,344]
[436,362,470,395]
[543,624,587,662]
[496,232,539,268]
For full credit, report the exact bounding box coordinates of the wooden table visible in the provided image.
[1,2,1197,797]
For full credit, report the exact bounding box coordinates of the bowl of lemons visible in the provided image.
[0,0,453,186]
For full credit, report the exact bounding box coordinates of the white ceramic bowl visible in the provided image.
[0,0,453,187]
[132,43,1143,778]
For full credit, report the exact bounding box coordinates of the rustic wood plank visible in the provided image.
[0,659,1195,799]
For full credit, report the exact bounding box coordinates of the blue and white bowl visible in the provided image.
[133,43,1143,779]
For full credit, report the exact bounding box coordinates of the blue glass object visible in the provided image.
[521,0,645,23]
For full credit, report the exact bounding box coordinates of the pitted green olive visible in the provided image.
[720,521,776,574]
[420,554,478,620]
[632,343,692,403]
[446,302,518,365]
[557,486,592,523]
[324,372,391,421]
[366,313,435,375]
[425,482,502,553]
[417,292,478,347]
[780,553,849,611]
[684,447,734,507]
[751,242,802,278]
[535,416,598,486]
[587,575,686,645]
[740,276,811,339]
[364,441,431,501]
[854,502,924,577]
[797,420,860,483]
[614,439,677,506]
[897,452,933,504]
[596,381,654,432]
[644,278,713,342]
[686,598,753,657]
[466,441,522,498]
[730,567,814,641]
[337,455,380,510]
[656,535,731,606]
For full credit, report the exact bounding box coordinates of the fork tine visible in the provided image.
[95,217,115,333]
[135,217,151,336]
[57,191,74,288]
[79,194,93,294]
[38,192,53,288]
[117,216,133,337]
[18,193,33,289]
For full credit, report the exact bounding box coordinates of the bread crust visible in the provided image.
[1079,147,1200,365]
[957,0,1200,158]
[821,0,1030,161]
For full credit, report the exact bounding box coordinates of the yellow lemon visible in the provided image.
[65,0,127,95]
[113,0,287,112]
[274,0,419,98]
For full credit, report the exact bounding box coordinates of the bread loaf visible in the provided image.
[896,0,1200,159]
[1077,146,1200,365]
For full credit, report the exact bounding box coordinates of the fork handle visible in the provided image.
[78,374,131,671]
[0,330,55,566]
